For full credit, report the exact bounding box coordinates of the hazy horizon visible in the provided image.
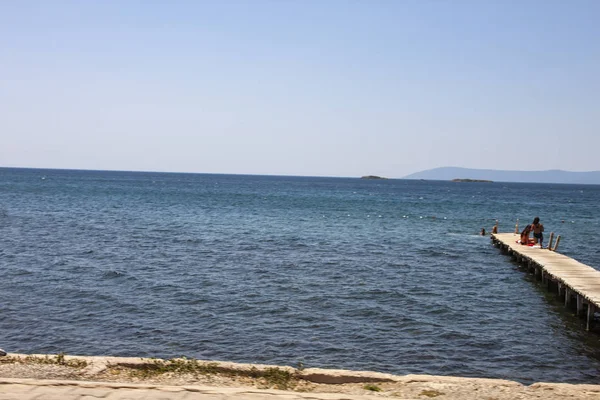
[3,164,600,181]
[2,1,599,177]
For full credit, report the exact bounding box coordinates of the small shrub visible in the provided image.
[261,367,295,390]
[364,384,382,392]
[8,354,87,368]
[130,358,220,377]
[246,366,296,390]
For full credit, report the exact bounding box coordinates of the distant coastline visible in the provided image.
[404,167,600,184]
[360,175,387,180]
[451,178,493,183]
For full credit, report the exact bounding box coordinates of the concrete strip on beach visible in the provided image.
[2,354,600,399]
[0,378,381,400]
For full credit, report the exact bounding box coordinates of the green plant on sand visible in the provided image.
[363,383,382,392]
[129,357,220,378]
[250,366,296,390]
[0,353,87,369]
[126,357,298,390]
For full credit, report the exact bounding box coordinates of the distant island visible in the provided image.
[452,178,493,183]
[361,175,388,180]
[404,167,600,184]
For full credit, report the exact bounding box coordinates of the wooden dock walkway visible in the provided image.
[491,233,600,330]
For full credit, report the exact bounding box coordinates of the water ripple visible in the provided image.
[1,169,600,384]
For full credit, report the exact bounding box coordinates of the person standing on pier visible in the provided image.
[532,217,545,248]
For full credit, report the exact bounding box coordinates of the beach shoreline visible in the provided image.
[1,353,599,399]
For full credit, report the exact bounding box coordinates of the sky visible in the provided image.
[1,1,599,178]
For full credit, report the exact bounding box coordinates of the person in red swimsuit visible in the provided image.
[520,224,533,245]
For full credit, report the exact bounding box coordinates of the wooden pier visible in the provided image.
[491,233,600,330]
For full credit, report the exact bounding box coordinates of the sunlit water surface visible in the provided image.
[1,168,600,383]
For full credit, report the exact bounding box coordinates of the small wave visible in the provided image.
[446,232,488,240]
[102,270,126,279]
[8,268,33,276]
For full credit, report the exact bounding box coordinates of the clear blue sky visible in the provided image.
[2,1,599,177]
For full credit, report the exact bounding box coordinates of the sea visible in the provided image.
[1,167,600,384]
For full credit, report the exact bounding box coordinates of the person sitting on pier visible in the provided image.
[532,217,545,248]
[519,224,533,245]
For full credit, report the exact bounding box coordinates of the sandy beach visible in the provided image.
[1,353,599,399]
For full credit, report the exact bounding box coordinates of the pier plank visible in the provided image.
[492,233,600,312]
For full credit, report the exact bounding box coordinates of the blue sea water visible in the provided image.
[1,167,600,384]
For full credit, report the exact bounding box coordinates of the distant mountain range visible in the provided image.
[403,167,600,184]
